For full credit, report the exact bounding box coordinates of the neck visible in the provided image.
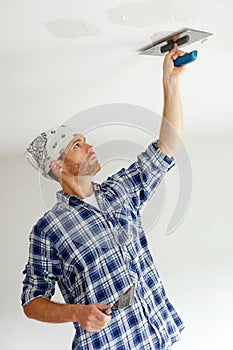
[61,174,94,199]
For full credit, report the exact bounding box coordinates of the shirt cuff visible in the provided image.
[21,284,54,306]
[149,141,175,171]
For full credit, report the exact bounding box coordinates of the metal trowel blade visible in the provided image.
[105,284,136,315]
[139,28,213,56]
[112,284,135,311]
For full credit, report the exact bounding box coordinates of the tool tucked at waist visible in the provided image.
[104,284,136,315]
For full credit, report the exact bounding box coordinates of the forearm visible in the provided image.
[157,44,185,158]
[23,298,76,323]
[23,297,111,331]
[158,78,183,157]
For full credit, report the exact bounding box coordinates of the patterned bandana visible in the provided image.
[26,125,79,180]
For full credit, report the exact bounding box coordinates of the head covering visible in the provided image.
[26,125,79,180]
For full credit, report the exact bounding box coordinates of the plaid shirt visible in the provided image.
[22,141,184,350]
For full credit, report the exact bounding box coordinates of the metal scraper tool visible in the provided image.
[139,28,213,66]
[104,284,136,315]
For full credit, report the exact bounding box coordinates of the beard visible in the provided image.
[77,152,101,177]
[62,155,101,177]
[78,159,101,176]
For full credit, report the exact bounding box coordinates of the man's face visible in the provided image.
[61,134,101,177]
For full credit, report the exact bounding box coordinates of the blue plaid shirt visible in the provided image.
[22,141,184,350]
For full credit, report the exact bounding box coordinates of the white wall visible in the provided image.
[0,131,232,350]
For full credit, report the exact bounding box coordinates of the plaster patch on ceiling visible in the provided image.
[45,19,101,39]
[107,1,175,28]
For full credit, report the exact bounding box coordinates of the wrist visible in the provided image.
[163,76,180,89]
[163,78,180,99]
[62,303,80,322]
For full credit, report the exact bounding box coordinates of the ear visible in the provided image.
[50,159,63,175]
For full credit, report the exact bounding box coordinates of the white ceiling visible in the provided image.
[1,0,233,156]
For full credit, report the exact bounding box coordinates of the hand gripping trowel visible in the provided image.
[139,28,213,66]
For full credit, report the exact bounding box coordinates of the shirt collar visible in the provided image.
[56,190,81,207]
[56,182,100,207]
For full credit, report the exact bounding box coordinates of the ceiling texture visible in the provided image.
[1,0,233,156]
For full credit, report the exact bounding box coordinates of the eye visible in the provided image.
[74,142,80,148]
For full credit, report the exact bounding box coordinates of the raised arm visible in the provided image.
[158,43,186,158]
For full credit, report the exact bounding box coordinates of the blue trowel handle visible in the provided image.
[174,50,198,67]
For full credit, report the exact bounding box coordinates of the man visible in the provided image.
[21,44,186,349]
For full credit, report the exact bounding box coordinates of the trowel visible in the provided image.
[139,28,213,66]
[104,284,135,315]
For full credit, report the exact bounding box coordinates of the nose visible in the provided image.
[86,143,94,153]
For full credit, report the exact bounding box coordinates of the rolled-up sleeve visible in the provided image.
[21,221,62,306]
